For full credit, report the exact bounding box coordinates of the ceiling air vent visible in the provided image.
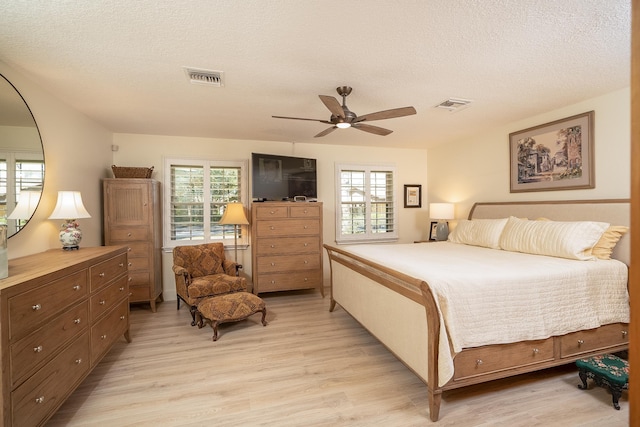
[434,97,472,112]
[183,67,224,87]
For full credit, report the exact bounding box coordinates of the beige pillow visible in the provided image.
[448,218,508,249]
[499,216,609,260]
[592,225,629,260]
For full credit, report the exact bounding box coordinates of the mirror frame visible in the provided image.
[0,73,45,238]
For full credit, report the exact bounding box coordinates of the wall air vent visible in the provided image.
[434,97,472,112]
[183,67,224,87]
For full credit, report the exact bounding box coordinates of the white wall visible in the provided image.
[112,133,429,300]
[0,61,114,258]
[427,88,630,220]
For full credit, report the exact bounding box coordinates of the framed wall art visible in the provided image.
[509,111,594,193]
[404,184,422,208]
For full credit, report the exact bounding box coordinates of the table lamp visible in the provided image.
[218,202,249,271]
[48,191,91,250]
[429,202,454,241]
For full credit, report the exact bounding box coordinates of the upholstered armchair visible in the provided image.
[172,243,247,325]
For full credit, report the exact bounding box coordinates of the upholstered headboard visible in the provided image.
[468,199,630,265]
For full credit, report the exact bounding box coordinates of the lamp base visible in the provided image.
[435,221,449,241]
[59,220,83,250]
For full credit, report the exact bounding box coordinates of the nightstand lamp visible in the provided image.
[48,191,91,250]
[218,202,249,270]
[430,202,454,241]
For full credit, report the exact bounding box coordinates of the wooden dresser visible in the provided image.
[0,246,130,427]
[103,178,163,311]
[251,202,323,295]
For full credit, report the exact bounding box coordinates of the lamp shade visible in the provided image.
[8,190,41,219]
[218,202,249,225]
[429,203,454,220]
[48,191,91,219]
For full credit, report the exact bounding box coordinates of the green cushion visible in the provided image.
[576,354,629,387]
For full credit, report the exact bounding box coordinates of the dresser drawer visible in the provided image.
[289,205,320,218]
[11,301,89,388]
[91,300,129,364]
[123,241,151,258]
[256,236,320,255]
[257,254,321,273]
[255,271,322,292]
[129,270,150,287]
[453,339,554,380]
[109,226,151,242]
[254,205,288,219]
[560,323,629,358]
[90,275,129,321]
[89,252,128,292]
[127,256,149,271]
[9,271,88,340]
[256,219,320,237]
[130,285,151,301]
[11,332,90,427]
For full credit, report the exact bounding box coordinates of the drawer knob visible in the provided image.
[75,358,82,364]
[129,277,133,282]
[120,315,125,320]
[99,300,106,305]
[119,262,124,267]
[304,278,308,282]
[269,210,275,214]
[73,285,81,291]
[577,339,584,346]
[32,304,41,311]
[128,262,132,267]
[303,209,308,214]
[128,247,132,252]
[74,318,81,324]
[532,348,539,355]
[119,287,125,292]
[270,244,275,248]
[35,396,45,404]
[127,232,132,237]
[303,226,308,229]
[270,226,275,230]
[101,334,107,340]
[271,262,275,266]
[476,359,483,366]
[304,243,308,247]
[99,272,105,277]
[270,280,276,284]
[33,345,43,353]
[622,330,628,337]
[304,260,308,264]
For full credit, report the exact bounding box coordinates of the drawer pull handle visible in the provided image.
[73,285,81,291]
[99,300,106,305]
[532,348,539,355]
[75,358,82,364]
[101,334,107,340]
[476,359,483,366]
[35,396,45,404]
[577,339,584,346]
[74,318,81,324]
[99,272,105,277]
[32,304,41,311]
[119,262,124,267]
[120,315,125,320]
[622,330,628,337]
[33,345,43,353]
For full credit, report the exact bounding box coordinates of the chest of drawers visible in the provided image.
[0,246,130,426]
[251,202,323,295]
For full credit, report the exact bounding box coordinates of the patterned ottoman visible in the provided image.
[195,292,267,341]
[576,354,629,410]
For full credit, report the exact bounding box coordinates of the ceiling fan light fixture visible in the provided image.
[336,122,351,129]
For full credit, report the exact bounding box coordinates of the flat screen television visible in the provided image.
[251,153,317,201]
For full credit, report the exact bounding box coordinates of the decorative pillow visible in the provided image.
[499,216,609,260]
[448,218,508,249]
[592,225,629,260]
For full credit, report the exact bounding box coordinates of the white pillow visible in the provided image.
[448,218,508,249]
[498,216,609,260]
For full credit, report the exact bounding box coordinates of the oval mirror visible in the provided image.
[0,74,45,238]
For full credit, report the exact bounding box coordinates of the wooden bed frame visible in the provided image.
[324,199,630,422]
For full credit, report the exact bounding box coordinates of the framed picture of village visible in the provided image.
[509,111,594,193]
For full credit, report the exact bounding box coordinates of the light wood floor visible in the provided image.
[47,290,629,426]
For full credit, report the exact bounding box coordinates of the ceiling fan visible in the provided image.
[272,86,417,138]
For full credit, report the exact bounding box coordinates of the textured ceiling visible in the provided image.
[0,0,631,149]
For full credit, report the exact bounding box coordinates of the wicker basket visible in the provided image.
[111,165,154,178]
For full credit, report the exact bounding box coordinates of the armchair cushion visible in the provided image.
[189,273,247,299]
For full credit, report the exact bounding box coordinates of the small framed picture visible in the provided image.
[404,184,422,208]
[429,221,438,241]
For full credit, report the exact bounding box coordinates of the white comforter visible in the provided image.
[341,242,629,383]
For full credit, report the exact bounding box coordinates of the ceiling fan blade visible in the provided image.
[352,123,393,136]
[314,126,337,138]
[319,95,345,118]
[354,106,417,123]
[272,115,331,124]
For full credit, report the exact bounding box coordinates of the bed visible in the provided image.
[324,199,630,422]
